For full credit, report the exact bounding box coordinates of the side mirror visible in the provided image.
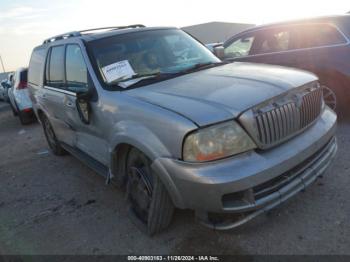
[76,90,92,124]
[213,46,225,59]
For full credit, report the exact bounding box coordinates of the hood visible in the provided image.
[125,62,318,126]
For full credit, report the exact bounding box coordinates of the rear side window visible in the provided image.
[28,48,46,86]
[257,29,292,54]
[65,45,88,93]
[296,24,347,49]
[20,70,28,82]
[46,46,65,89]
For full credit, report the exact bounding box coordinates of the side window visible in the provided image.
[65,45,88,93]
[256,29,292,54]
[296,24,347,49]
[224,35,255,58]
[28,48,46,86]
[46,46,65,89]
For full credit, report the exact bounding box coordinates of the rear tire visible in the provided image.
[126,148,174,235]
[41,114,67,156]
[18,111,33,125]
[9,102,18,116]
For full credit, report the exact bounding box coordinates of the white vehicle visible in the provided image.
[0,80,9,101]
[8,68,35,124]
[0,73,13,102]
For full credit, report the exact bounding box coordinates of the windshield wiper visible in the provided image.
[179,61,228,74]
[119,72,162,82]
[110,62,228,89]
[116,72,176,88]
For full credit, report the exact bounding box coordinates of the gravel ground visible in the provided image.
[0,101,349,255]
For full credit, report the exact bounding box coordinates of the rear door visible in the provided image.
[43,45,76,146]
[291,23,349,75]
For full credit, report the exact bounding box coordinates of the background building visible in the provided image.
[182,21,255,44]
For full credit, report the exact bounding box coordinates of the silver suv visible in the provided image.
[28,25,337,235]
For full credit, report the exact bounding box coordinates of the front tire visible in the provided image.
[322,85,336,111]
[41,115,67,156]
[126,148,174,235]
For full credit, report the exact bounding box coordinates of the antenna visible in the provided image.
[0,55,5,73]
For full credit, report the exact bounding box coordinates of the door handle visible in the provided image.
[65,101,75,108]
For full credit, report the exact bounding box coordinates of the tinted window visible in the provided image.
[65,45,88,92]
[88,29,219,88]
[224,36,255,58]
[47,46,65,89]
[257,29,292,54]
[296,24,346,48]
[28,48,46,85]
[20,70,27,82]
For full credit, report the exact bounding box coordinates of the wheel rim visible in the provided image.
[44,118,56,148]
[322,85,337,110]
[127,166,153,223]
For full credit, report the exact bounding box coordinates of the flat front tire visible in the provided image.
[126,148,174,235]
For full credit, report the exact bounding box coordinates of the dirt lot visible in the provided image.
[0,100,350,255]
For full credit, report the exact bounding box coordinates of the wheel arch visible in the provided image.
[109,136,182,207]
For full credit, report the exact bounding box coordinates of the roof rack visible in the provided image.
[42,24,146,44]
[43,31,81,44]
[79,24,145,33]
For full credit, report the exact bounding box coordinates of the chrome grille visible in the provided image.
[254,88,323,147]
[300,88,323,128]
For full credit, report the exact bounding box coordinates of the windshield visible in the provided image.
[87,29,221,88]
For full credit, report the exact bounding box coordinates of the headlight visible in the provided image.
[183,121,256,162]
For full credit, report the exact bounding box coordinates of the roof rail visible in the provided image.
[43,31,81,44]
[79,24,146,33]
[42,24,145,44]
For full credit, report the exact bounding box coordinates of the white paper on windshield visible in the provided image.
[101,60,136,83]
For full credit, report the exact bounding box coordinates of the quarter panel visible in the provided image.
[13,89,33,110]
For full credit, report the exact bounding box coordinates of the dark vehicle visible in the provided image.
[215,15,350,117]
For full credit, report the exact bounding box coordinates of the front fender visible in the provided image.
[109,120,172,161]
[108,120,185,206]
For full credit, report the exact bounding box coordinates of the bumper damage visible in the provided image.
[197,136,337,230]
[151,107,337,230]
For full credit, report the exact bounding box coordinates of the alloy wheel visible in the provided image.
[127,166,153,224]
[322,85,337,111]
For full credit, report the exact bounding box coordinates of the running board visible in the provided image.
[61,143,109,178]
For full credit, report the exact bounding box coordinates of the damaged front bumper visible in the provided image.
[151,107,337,230]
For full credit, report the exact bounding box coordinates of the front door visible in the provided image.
[63,44,109,165]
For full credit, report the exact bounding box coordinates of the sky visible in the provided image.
[0,0,349,72]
